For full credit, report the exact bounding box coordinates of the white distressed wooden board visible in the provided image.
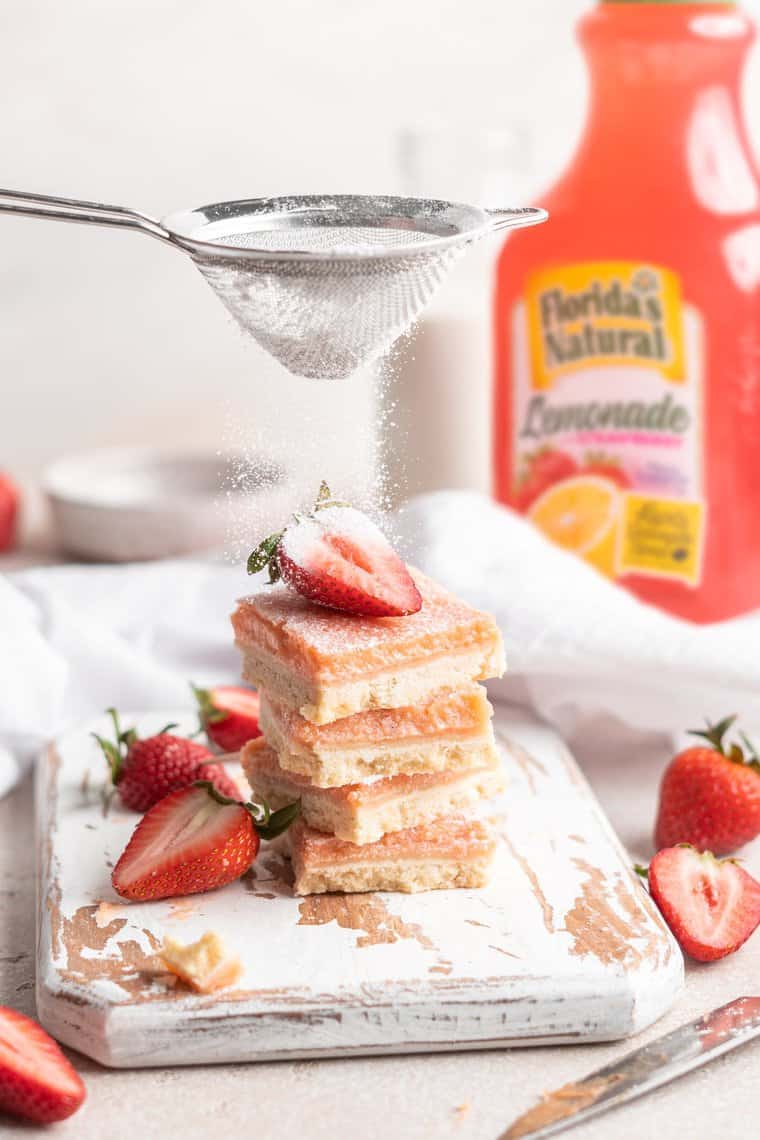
[36,707,683,1068]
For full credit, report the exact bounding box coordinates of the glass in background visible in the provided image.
[383,124,531,505]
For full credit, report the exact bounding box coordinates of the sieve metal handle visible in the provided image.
[484,206,549,231]
[0,187,174,245]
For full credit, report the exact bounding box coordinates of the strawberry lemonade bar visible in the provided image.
[232,570,504,726]
[232,566,505,894]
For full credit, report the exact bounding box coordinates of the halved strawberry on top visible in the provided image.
[247,482,422,618]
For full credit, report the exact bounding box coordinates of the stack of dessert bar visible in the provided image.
[231,569,506,894]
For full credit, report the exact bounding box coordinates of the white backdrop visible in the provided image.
[2,0,760,482]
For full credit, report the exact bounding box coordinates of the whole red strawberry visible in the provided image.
[646,845,760,962]
[112,781,300,901]
[247,481,422,618]
[655,716,760,854]
[514,448,578,511]
[193,684,262,752]
[0,1006,85,1123]
[93,709,240,812]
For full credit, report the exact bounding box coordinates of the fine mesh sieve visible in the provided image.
[0,189,546,379]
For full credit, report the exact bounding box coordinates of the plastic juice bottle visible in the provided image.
[494,1,760,623]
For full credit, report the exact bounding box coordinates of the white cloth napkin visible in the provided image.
[0,560,243,796]
[3,489,760,796]
[394,492,760,741]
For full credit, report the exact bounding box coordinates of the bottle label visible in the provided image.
[512,260,705,586]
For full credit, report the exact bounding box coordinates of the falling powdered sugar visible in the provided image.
[208,201,542,548]
[218,361,401,566]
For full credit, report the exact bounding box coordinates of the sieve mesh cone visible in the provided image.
[0,189,545,380]
[169,196,546,380]
[194,233,465,379]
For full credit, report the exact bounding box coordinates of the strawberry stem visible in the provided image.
[247,530,284,582]
[246,481,350,582]
[191,683,228,726]
[93,707,159,786]
[687,715,760,774]
[314,480,349,511]
[675,844,743,868]
[633,863,649,880]
[193,780,300,839]
[258,800,301,840]
[195,779,246,809]
[740,731,760,762]
[687,715,737,755]
[91,706,136,784]
[108,706,122,744]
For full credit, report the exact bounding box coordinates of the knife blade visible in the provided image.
[500,996,760,1140]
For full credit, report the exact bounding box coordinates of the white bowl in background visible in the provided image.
[44,447,288,562]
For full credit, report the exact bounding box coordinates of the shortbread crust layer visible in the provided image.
[232,569,505,725]
[258,688,497,786]
[243,739,505,845]
[288,816,496,895]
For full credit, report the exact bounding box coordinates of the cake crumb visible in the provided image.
[453,1101,471,1121]
[159,931,242,993]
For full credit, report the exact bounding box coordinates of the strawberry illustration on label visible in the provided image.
[579,451,631,489]
[643,845,760,963]
[514,447,578,511]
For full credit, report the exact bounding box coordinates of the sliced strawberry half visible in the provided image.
[112,784,258,901]
[277,505,422,617]
[193,684,262,753]
[648,845,760,962]
[112,783,300,901]
[0,1006,85,1124]
[247,482,422,618]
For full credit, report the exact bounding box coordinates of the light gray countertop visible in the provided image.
[1,723,758,1139]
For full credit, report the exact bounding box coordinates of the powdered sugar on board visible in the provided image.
[36,707,682,1068]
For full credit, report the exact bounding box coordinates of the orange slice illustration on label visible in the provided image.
[527,475,620,577]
